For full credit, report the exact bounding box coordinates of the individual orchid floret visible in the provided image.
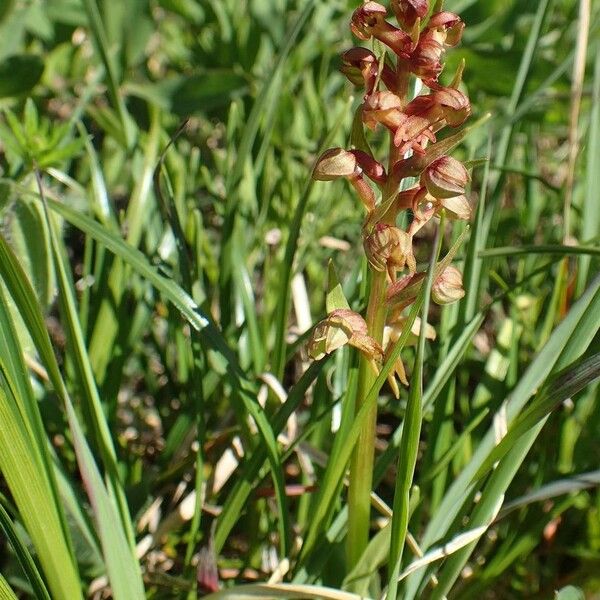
[421,155,470,198]
[407,186,436,235]
[391,0,429,31]
[407,88,470,129]
[364,223,416,279]
[313,148,386,211]
[350,2,413,57]
[403,184,470,236]
[406,12,464,82]
[432,265,465,304]
[410,31,445,80]
[308,309,383,362]
[433,87,471,126]
[363,91,406,133]
[393,113,437,154]
[341,48,397,94]
[426,12,465,48]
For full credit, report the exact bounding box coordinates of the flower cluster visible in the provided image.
[309,0,473,393]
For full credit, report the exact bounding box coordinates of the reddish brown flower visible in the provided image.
[308,309,383,361]
[405,12,464,83]
[432,87,471,126]
[341,47,397,93]
[421,155,470,198]
[409,33,445,81]
[363,91,405,132]
[391,0,429,31]
[393,113,437,154]
[432,265,465,304]
[427,12,465,47]
[312,147,386,211]
[364,223,416,278]
[351,2,413,57]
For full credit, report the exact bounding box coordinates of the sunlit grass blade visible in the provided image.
[499,469,600,517]
[473,352,600,481]
[203,582,369,600]
[0,227,145,598]
[493,0,553,180]
[214,359,328,553]
[404,274,600,597]
[479,244,600,258]
[80,0,135,148]
[386,223,442,600]
[0,253,82,599]
[0,502,51,600]
[577,43,600,292]
[0,575,18,600]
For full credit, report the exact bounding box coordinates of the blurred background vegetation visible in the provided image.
[0,0,599,598]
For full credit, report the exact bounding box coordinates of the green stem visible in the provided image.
[346,72,408,570]
[346,268,388,570]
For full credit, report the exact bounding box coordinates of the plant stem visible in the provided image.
[346,267,388,570]
[346,86,407,570]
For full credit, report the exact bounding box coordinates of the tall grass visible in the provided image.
[0,1,599,598]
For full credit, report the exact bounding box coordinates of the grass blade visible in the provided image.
[44,195,292,557]
[404,274,600,597]
[0,502,51,600]
[0,575,18,600]
[386,223,442,600]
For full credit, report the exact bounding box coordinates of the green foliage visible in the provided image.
[0,1,598,598]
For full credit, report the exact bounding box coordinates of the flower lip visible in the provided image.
[308,309,383,361]
[427,11,465,46]
[351,1,388,39]
[364,224,416,276]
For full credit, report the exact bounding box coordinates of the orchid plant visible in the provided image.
[307,0,476,573]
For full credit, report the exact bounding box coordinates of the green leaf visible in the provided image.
[0,229,142,599]
[473,353,600,481]
[0,574,18,600]
[203,582,370,600]
[326,260,350,313]
[0,503,51,600]
[0,55,44,97]
[387,221,443,600]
